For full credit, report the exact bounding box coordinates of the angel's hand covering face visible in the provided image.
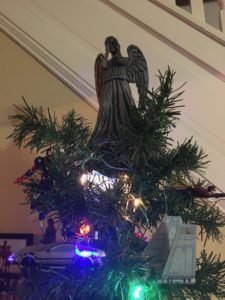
[105,36,119,55]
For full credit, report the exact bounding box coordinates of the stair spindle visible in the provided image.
[190,0,205,21]
[218,0,225,32]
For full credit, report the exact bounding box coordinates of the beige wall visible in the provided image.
[0,30,97,234]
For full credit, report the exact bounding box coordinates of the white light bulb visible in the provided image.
[134,198,141,207]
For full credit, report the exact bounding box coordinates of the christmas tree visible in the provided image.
[9,37,225,300]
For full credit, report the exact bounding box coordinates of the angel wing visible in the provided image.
[94,54,104,106]
[127,45,149,101]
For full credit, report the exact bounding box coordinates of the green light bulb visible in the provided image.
[129,283,145,300]
[133,285,143,299]
[129,280,161,300]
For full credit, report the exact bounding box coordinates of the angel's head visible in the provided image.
[105,36,121,56]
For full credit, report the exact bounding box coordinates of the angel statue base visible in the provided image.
[90,36,149,146]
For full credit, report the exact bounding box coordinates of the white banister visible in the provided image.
[218,0,225,31]
[153,0,225,33]
[217,0,225,10]
[190,0,205,21]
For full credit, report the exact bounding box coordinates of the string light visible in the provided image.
[8,254,15,263]
[80,173,89,185]
[79,222,91,235]
[134,197,141,208]
[128,194,143,208]
[75,247,99,258]
[129,282,146,300]
[121,174,131,194]
[75,245,106,258]
[133,286,143,299]
[129,281,161,300]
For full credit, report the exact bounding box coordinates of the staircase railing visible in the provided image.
[152,0,225,33]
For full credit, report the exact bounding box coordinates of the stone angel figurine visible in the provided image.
[91,36,149,145]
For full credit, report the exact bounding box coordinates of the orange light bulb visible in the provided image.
[79,223,91,235]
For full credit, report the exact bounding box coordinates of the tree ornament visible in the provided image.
[14,148,52,185]
[80,170,116,191]
[91,36,148,146]
[143,216,197,284]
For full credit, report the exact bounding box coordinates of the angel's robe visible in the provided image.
[91,56,136,145]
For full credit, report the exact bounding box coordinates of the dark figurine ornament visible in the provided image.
[14,148,52,184]
[91,36,149,145]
